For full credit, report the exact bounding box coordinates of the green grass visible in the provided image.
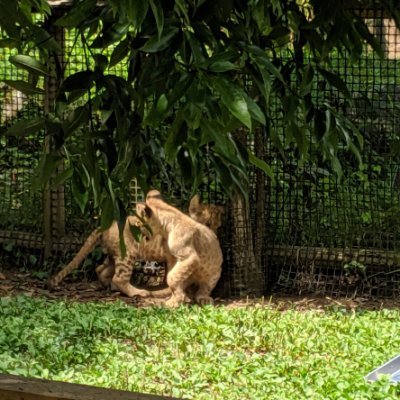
[0,295,399,399]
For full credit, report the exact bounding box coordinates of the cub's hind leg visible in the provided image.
[164,253,199,307]
[96,256,115,287]
[112,255,150,298]
[193,264,222,306]
[194,282,216,305]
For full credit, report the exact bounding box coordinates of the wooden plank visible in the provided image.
[0,374,179,400]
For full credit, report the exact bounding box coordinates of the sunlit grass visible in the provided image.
[0,295,399,399]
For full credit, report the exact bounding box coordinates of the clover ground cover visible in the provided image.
[0,295,399,399]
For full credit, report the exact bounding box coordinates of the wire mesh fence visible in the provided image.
[0,32,45,267]
[1,4,400,298]
[267,8,400,298]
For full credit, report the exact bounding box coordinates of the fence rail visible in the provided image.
[0,373,179,400]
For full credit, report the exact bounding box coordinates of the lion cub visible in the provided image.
[47,210,164,298]
[141,190,223,307]
[48,195,223,299]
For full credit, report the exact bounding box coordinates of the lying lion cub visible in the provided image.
[140,190,223,307]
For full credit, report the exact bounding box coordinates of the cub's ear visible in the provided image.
[136,203,153,218]
[189,194,201,211]
[144,205,153,218]
[146,189,162,201]
[135,203,146,218]
[217,205,225,214]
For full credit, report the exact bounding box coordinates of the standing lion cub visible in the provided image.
[140,190,223,307]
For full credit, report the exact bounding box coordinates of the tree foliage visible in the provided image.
[0,0,399,222]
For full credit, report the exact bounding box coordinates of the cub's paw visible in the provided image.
[46,278,60,290]
[195,295,214,306]
[164,295,190,308]
[135,289,152,298]
[164,297,182,308]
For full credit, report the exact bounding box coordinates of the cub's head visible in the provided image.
[189,194,224,232]
[146,189,163,201]
[135,202,161,236]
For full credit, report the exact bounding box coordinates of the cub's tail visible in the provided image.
[47,228,102,289]
[146,287,172,298]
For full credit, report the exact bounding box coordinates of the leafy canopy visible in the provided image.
[0,0,399,222]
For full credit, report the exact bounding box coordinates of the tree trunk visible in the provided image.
[225,127,265,297]
[228,192,264,296]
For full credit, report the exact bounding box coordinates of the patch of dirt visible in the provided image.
[1,269,400,310]
[0,270,166,307]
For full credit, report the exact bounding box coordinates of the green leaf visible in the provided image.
[0,1,22,38]
[210,78,252,130]
[71,170,89,214]
[243,44,285,84]
[61,71,96,92]
[299,64,314,96]
[266,25,290,42]
[244,95,266,125]
[317,67,350,98]
[50,167,74,189]
[55,0,97,28]
[156,94,168,114]
[9,55,49,76]
[62,106,90,136]
[210,155,233,194]
[288,123,308,157]
[109,37,130,67]
[91,22,130,48]
[248,151,275,180]
[167,74,194,108]
[185,32,206,64]
[127,0,149,27]
[303,1,338,30]
[354,17,383,59]
[66,89,87,104]
[282,95,299,123]
[175,0,189,24]
[32,153,61,189]
[165,110,185,163]
[5,117,46,137]
[201,121,241,167]
[31,26,62,52]
[149,0,164,38]
[130,224,143,242]
[330,155,342,177]
[140,26,179,53]
[2,79,44,95]
[116,198,128,257]
[101,197,114,231]
[208,61,238,72]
